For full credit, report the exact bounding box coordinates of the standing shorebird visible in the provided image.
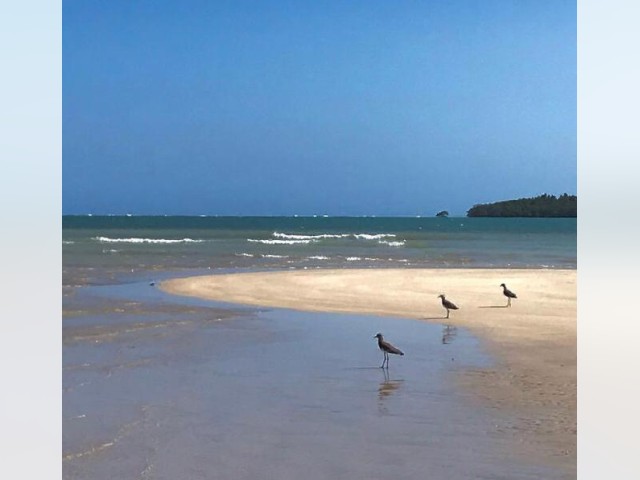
[373,333,404,369]
[438,294,459,319]
[500,283,517,307]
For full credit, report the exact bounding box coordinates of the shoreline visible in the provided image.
[160,268,576,475]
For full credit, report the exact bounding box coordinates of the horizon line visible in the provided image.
[61,214,467,218]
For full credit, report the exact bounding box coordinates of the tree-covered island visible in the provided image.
[466,194,576,217]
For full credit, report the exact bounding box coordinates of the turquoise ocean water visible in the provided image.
[63,216,576,286]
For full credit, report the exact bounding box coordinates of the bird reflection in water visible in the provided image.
[441,324,458,345]
[377,369,404,415]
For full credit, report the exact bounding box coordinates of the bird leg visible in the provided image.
[508,297,511,307]
[446,309,450,319]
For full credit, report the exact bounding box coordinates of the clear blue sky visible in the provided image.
[63,0,576,216]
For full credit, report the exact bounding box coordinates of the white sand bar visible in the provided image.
[162,268,576,473]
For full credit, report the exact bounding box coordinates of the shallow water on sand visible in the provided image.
[63,281,560,480]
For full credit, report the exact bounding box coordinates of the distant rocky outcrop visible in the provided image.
[435,211,449,217]
[467,194,576,217]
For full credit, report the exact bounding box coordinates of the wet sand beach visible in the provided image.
[161,268,577,475]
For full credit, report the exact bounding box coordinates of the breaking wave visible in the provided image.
[272,231,397,241]
[353,233,396,240]
[94,237,204,244]
[378,240,406,247]
[247,239,312,245]
[273,232,348,240]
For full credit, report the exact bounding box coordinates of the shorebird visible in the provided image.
[373,333,404,369]
[438,294,459,319]
[500,283,517,307]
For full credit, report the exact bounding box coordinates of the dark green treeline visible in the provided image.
[467,194,577,218]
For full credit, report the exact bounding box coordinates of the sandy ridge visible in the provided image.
[161,268,576,475]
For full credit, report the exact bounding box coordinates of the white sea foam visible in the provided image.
[346,257,362,261]
[62,241,75,245]
[235,253,254,257]
[272,231,397,241]
[273,232,348,240]
[378,240,406,247]
[248,238,312,245]
[261,254,289,258]
[308,255,329,260]
[353,233,396,240]
[94,237,204,244]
